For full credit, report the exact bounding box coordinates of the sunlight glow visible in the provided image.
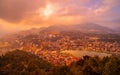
[43,4,53,16]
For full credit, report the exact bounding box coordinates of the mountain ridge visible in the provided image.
[40,23,116,34]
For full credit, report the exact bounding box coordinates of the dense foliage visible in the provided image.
[0,50,53,75]
[0,50,120,75]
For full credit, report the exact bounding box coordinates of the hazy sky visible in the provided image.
[0,0,120,34]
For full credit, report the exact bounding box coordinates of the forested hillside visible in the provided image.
[0,50,120,75]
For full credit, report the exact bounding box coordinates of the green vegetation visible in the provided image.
[0,50,120,75]
[0,50,53,75]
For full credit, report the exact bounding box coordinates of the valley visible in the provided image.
[0,24,120,66]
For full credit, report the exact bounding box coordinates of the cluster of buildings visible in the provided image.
[18,33,120,54]
[0,31,120,65]
[35,50,78,66]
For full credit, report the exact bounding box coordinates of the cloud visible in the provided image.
[0,0,120,29]
[95,0,120,14]
[103,0,120,6]
[0,0,45,22]
[0,0,101,24]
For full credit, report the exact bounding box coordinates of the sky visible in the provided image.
[0,0,120,35]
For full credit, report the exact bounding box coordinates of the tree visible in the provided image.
[103,57,120,75]
[83,65,99,75]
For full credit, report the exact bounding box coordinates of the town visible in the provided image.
[0,31,120,65]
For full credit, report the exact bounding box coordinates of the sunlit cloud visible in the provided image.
[0,0,120,31]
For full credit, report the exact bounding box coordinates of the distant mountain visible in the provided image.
[42,23,115,34]
[0,23,117,39]
[17,27,45,36]
[115,27,120,32]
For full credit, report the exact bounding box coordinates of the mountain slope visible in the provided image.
[42,23,115,34]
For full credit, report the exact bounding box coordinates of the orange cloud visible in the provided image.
[0,0,120,30]
[0,0,45,22]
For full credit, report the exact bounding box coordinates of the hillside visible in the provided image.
[0,50,53,75]
[0,23,120,56]
[42,23,115,34]
[0,50,120,75]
